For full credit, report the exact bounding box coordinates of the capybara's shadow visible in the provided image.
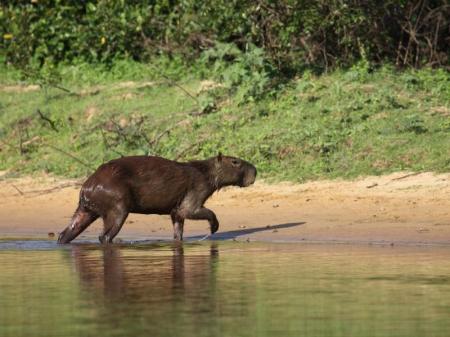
[188,222,305,241]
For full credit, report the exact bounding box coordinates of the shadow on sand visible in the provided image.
[188,222,305,241]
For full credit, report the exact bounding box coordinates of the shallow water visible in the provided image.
[1,241,450,337]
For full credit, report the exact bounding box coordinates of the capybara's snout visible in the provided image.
[242,165,257,187]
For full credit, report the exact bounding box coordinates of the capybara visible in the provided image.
[57,154,257,243]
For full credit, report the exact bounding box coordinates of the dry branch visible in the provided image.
[10,183,24,196]
[391,172,422,181]
[174,139,205,160]
[25,181,83,197]
[46,144,94,170]
[145,62,199,105]
[36,109,58,132]
[149,119,188,147]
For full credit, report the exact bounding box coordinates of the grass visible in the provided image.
[0,60,449,182]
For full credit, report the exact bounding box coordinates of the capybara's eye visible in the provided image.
[231,159,240,167]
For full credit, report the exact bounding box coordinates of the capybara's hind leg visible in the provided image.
[58,207,98,244]
[99,205,128,244]
[171,210,185,241]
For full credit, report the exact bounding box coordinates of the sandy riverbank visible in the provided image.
[0,172,449,245]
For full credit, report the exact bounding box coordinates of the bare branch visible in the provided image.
[149,119,188,147]
[25,182,83,197]
[10,183,24,196]
[391,172,422,181]
[36,109,58,132]
[146,63,199,105]
[46,144,94,170]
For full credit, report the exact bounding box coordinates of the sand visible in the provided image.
[0,172,449,245]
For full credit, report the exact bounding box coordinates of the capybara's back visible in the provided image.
[80,156,198,216]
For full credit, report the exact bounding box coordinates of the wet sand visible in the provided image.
[0,172,449,245]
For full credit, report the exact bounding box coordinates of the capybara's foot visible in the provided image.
[210,220,219,235]
[173,232,183,241]
[57,229,69,244]
[172,219,184,241]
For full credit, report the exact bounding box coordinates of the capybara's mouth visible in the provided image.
[241,173,256,187]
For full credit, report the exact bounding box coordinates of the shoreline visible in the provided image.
[1,171,449,246]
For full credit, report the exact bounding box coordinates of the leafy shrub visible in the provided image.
[1,1,150,66]
[399,115,428,134]
[1,1,448,74]
[201,43,272,103]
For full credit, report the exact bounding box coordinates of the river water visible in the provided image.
[1,240,450,337]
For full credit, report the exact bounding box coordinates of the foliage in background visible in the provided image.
[0,61,448,181]
[1,0,449,75]
[200,43,273,104]
[1,1,449,181]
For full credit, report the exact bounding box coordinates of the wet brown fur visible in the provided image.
[57,154,257,244]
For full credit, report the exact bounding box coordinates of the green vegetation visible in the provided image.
[2,1,448,72]
[1,59,449,182]
[1,2,449,181]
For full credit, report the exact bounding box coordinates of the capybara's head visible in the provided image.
[214,153,257,188]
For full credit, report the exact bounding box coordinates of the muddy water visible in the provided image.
[1,241,450,337]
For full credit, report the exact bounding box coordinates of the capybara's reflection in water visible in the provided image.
[69,243,219,305]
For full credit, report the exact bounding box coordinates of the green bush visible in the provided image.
[201,43,272,104]
[1,1,448,75]
[1,1,149,66]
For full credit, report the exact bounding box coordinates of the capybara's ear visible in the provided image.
[217,152,223,162]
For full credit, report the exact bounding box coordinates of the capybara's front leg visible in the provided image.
[58,207,98,244]
[187,207,219,235]
[171,210,185,241]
